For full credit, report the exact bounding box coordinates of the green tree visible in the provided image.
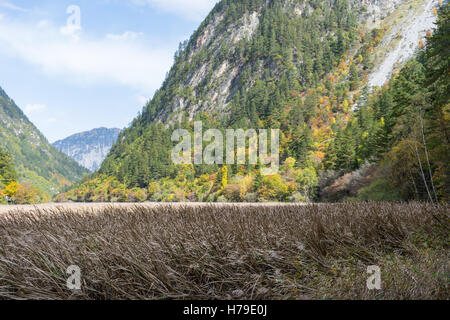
[349,64,360,91]
[0,147,16,185]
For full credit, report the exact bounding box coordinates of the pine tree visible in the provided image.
[253,166,263,191]
[349,64,360,91]
[0,147,16,185]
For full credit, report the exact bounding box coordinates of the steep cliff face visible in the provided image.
[53,128,121,172]
[141,0,438,124]
[367,0,439,87]
[0,86,88,194]
[144,0,364,124]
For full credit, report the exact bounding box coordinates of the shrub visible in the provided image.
[148,182,161,198]
[357,179,402,201]
[259,175,290,201]
[289,192,306,203]
[216,195,227,203]
[244,192,258,202]
[135,189,148,202]
[296,167,319,201]
[223,184,242,202]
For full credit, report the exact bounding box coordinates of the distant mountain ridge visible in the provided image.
[0,86,88,195]
[53,128,121,172]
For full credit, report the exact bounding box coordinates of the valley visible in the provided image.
[1,0,448,205]
[0,0,448,303]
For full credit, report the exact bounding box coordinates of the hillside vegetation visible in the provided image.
[62,0,449,204]
[0,87,88,202]
[0,147,50,204]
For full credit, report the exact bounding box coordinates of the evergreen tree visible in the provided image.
[0,147,16,185]
[349,64,360,91]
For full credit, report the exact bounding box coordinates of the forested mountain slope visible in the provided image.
[62,0,448,203]
[101,0,371,183]
[0,87,88,196]
[0,146,16,186]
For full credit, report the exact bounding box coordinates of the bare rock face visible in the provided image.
[368,0,439,87]
[53,128,121,172]
[160,10,264,125]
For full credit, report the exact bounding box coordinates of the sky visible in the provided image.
[0,0,219,142]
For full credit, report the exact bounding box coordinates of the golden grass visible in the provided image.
[0,202,448,300]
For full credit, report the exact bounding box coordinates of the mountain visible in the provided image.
[0,86,88,195]
[0,146,16,186]
[100,0,435,181]
[53,128,121,172]
[100,0,368,185]
[63,0,448,203]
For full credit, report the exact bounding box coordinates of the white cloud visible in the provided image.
[0,0,27,12]
[106,31,144,41]
[24,103,47,114]
[136,95,149,105]
[59,24,82,38]
[37,19,49,27]
[0,17,174,92]
[131,0,219,21]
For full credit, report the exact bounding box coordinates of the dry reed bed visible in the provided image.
[0,202,448,300]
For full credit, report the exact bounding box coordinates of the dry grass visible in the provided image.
[0,202,448,300]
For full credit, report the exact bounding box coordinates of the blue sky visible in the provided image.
[0,0,219,142]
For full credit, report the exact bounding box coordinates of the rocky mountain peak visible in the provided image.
[53,128,121,172]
